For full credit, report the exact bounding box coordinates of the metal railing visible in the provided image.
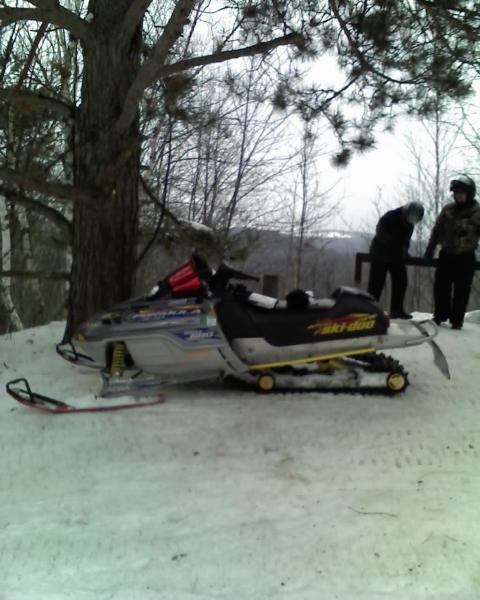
[354,253,480,284]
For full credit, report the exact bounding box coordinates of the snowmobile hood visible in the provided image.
[75,297,206,343]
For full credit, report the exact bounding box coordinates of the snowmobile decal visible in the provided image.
[248,347,375,371]
[139,303,200,313]
[173,327,223,343]
[128,307,201,323]
[308,313,377,336]
[201,314,217,327]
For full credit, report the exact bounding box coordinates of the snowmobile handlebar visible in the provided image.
[144,254,258,300]
[210,262,259,296]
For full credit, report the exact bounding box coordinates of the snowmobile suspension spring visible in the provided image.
[110,342,126,375]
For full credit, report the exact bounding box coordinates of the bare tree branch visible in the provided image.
[136,174,170,267]
[16,22,48,87]
[0,6,90,41]
[0,88,74,119]
[0,185,72,238]
[160,32,304,77]
[122,0,153,38]
[0,168,92,203]
[27,1,59,7]
[116,0,195,134]
[0,18,18,82]
[0,269,70,281]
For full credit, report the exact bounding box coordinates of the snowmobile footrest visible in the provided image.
[56,342,99,368]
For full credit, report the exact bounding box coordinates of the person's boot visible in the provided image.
[434,311,450,326]
[390,310,413,320]
[450,321,463,330]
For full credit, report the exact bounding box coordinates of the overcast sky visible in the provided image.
[307,62,480,233]
[327,112,478,233]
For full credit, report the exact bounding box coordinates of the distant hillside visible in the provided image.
[231,228,372,297]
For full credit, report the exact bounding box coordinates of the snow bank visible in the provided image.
[464,309,480,324]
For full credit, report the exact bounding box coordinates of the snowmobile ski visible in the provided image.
[429,338,451,380]
[6,378,165,414]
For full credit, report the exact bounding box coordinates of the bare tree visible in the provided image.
[401,95,460,312]
[278,124,338,289]
[0,195,23,331]
[140,61,296,238]
[0,13,80,330]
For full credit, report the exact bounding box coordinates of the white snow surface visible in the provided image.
[2,316,480,599]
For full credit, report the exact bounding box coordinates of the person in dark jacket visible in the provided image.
[367,201,424,319]
[424,174,480,330]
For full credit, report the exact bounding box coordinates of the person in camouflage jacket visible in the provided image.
[424,174,480,329]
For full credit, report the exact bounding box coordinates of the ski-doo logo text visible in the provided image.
[308,313,376,336]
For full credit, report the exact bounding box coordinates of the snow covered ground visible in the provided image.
[1,315,480,599]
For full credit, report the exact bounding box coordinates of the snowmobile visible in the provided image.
[50,253,449,397]
[6,254,450,411]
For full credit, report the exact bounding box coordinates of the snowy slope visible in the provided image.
[1,317,480,599]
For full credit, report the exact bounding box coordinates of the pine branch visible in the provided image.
[0,184,72,237]
[117,29,304,134]
[0,168,92,203]
[116,0,195,134]
[0,6,90,41]
[0,88,74,119]
[0,269,70,281]
[329,0,421,86]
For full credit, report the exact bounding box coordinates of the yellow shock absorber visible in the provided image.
[110,342,125,375]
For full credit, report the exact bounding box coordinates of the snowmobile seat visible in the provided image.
[246,287,372,311]
[330,286,376,301]
[217,286,387,346]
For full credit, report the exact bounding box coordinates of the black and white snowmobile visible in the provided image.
[48,253,449,399]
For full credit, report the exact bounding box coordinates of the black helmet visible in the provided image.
[450,174,476,202]
[403,201,424,224]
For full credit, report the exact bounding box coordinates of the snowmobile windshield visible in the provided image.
[146,254,213,300]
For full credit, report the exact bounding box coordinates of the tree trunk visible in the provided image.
[16,205,47,323]
[0,107,23,331]
[65,1,141,338]
[0,195,23,332]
